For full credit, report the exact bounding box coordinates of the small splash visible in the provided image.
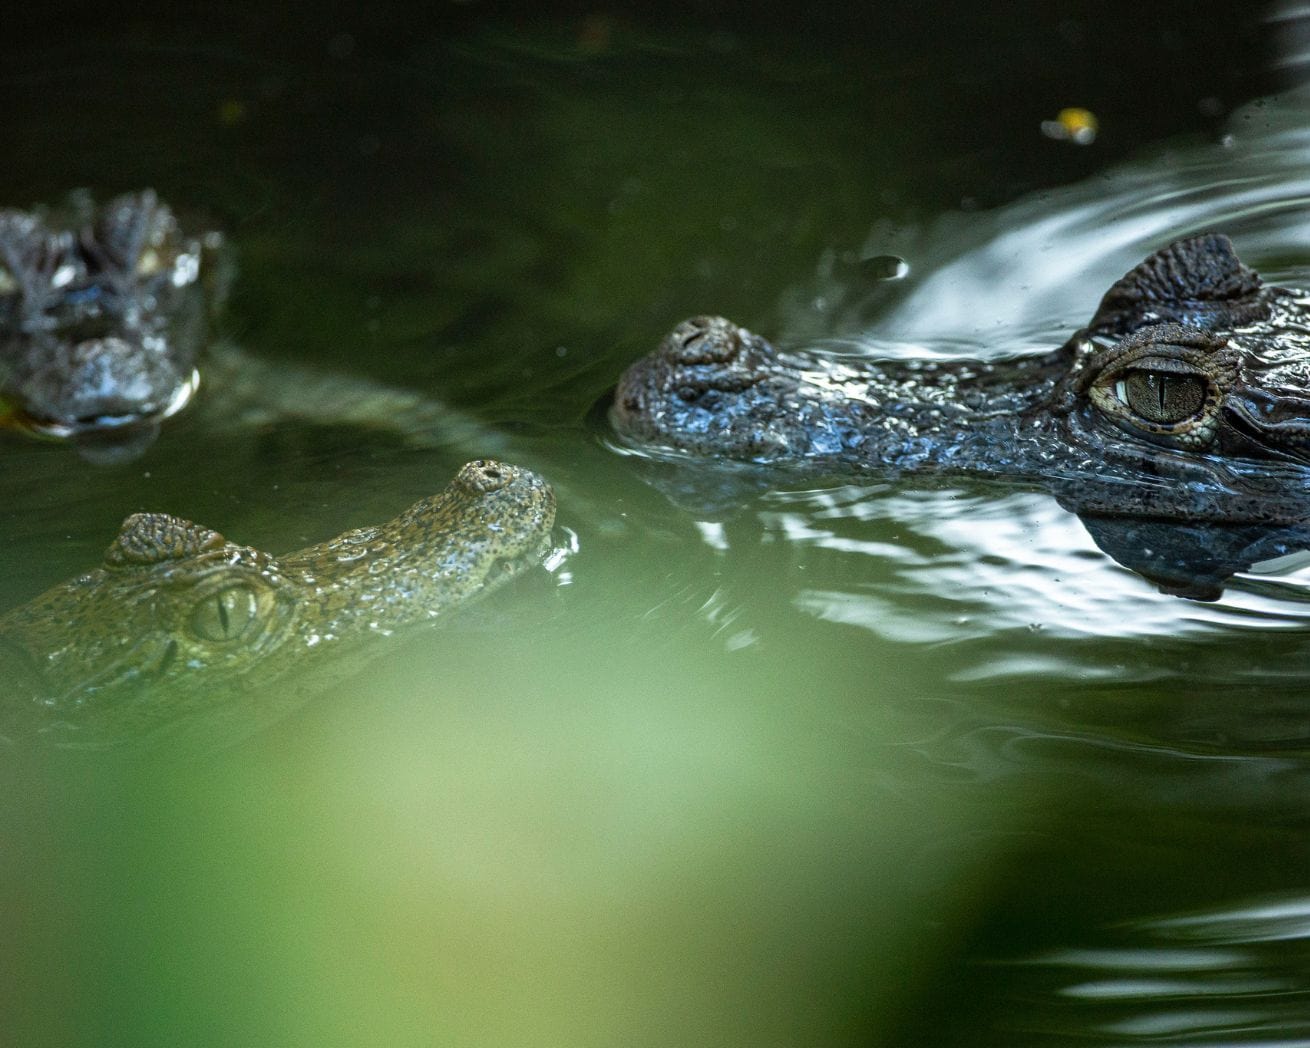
[542,526,580,574]
[694,521,730,551]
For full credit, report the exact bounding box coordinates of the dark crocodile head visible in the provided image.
[615,315,796,454]
[611,235,1310,524]
[0,191,211,461]
[0,459,557,747]
[613,314,889,463]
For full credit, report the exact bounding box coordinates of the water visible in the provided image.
[2,4,1310,1046]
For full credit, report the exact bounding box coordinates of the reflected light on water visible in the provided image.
[744,485,1310,647]
[992,892,1310,1044]
[784,87,1310,355]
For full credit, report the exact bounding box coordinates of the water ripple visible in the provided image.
[990,892,1310,1045]
[755,484,1310,646]
[784,88,1310,354]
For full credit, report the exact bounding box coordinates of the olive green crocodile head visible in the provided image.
[0,460,556,747]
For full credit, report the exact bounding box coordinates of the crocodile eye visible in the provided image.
[1118,370,1207,424]
[1087,351,1224,449]
[190,585,258,642]
[0,264,15,294]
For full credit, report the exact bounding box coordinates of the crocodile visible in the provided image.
[610,234,1310,526]
[0,459,556,747]
[0,190,209,461]
[0,190,502,463]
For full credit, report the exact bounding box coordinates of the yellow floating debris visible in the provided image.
[1040,107,1098,145]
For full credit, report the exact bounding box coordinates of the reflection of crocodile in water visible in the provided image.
[0,460,556,747]
[611,235,1310,527]
[0,190,500,463]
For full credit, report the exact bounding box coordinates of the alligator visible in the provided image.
[0,459,556,747]
[0,190,501,462]
[610,234,1310,528]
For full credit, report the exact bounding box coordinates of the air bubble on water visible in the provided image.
[862,254,910,281]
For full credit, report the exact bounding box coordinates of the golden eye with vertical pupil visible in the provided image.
[190,585,258,642]
[1117,370,1207,424]
[1087,348,1226,449]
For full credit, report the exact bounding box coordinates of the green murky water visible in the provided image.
[3,5,1310,1045]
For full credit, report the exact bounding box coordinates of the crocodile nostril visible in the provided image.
[456,459,514,493]
[665,316,743,365]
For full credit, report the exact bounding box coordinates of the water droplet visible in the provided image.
[861,254,909,281]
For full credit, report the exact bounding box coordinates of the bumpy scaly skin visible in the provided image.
[612,235,1310,523]
[613,314,1068,472]
[0,460,556,746]
[0,190,212,462]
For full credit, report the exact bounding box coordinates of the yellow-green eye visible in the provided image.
[190,585,258,642]
[0,265,16,294]
[1116,370,1207,424]
[1086,348,1227,450]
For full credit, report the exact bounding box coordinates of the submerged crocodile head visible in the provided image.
[0,190,212,462]
[0,460,556,747]
[611,235,1310,524]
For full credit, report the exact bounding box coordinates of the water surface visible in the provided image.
[1,5,1307,1046]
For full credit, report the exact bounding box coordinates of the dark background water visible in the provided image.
[3,2,1309,1046]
